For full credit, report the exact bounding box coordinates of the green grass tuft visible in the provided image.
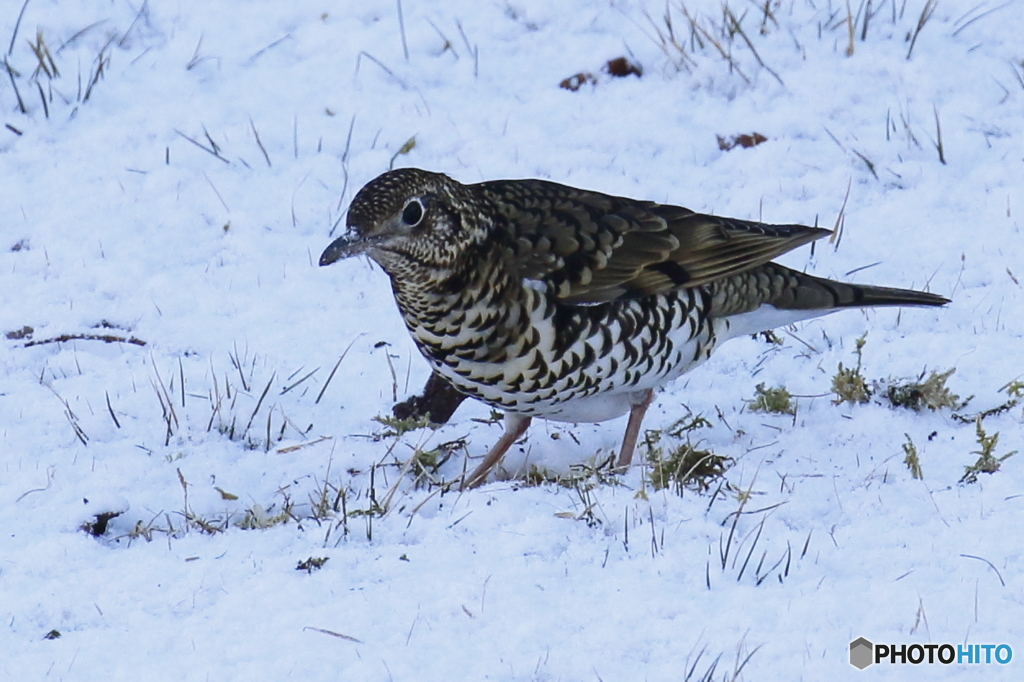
[884,368,965,411]
[960,417,1016,484]
[747,383,795,415]
[645,429,732,495]
[902,434,922,479]
[372,413,435,438]
[831,333,871,405]
[296,557,329,573]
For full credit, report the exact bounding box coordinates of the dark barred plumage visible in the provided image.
[320,168,949,488]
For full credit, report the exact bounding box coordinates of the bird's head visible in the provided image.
[319,169,487,282]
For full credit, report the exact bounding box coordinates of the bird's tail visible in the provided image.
[713,263,949,317]
[769,265,949,310]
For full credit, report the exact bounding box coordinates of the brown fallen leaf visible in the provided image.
[559,72,597,91]
[604,56,642,78]
[717,132,768,151]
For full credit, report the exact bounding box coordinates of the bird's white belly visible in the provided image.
[531,390,637,423]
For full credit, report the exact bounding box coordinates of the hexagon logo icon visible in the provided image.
[850,637,874,670]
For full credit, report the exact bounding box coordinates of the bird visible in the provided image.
[320,168,949,489]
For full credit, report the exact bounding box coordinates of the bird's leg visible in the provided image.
[462,413,532,490]
[615,389,654,470]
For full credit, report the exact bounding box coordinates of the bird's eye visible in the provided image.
[401,199,424,227]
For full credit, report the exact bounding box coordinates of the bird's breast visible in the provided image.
[400,281,724,421]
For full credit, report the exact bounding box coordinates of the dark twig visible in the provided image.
[23,333,146,347]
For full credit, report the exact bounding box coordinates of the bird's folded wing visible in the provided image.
[479,179,831,304]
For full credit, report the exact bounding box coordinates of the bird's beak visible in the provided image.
[319,232,372,267]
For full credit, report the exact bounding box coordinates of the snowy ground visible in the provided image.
[2,0,1022,679]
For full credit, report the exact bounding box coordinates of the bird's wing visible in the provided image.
[477,179,832,304]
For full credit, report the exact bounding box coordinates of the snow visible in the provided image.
[2,0,1022,679]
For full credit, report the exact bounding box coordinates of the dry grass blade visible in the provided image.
[55,20,105,54]
[82,37,115,102]
[723,6,784,85]
[7,0,31,57]
[3,57,27,114]
[736,516,765,581]
[844,261,881,277]
[186,35,205,70]
[53,389,89,446]
[844,0,855,56]
[175,128,230,163]
[455,20,479,77]
[1012,61,1024,92]
[242,373,275,438]
[327,114,358,233]
[28,30,59,79]
[829,178,852,250]
[852,148,878,180]
[303,627,363,643]
[356,50,409,89]
[932,104,946,164]
[178,357,186,408]
[758,0,779,31]
[396,0,409,61]
[229,342,251,392]
[36,79,53,114]
[316,334,361,404]
[959,553,1006,587]
[682,5,751,85]
[276,436,332,454]
[860,0,874,40]
[151,359,179,445]
[952,1,1013,37]
[720,473,757,569]
[247,35,292,64]
[249,116,271,167]
[906,0,938,60]
[119,0,152,49]
[281,367,318,395]
[426,18,458,58]
[636,6,695,72]
[203,172,230,212]
[105,390,121,428]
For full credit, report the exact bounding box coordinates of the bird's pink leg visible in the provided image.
[462,414,532,489]
[616,389,654,469]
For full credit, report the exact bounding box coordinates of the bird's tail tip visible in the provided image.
[840,284,950,308]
